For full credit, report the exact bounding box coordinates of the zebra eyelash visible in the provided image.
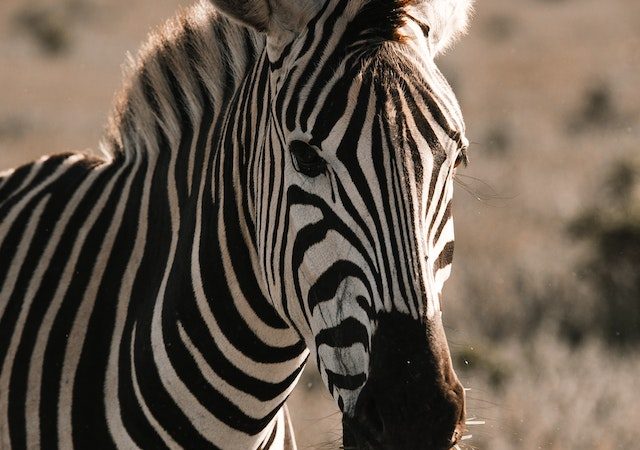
[454,148,469,169]
[290,140,327,178]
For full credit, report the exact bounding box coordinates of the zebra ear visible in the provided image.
[207,0,271,32]
[416,0,474,55]
[208,0,319,34]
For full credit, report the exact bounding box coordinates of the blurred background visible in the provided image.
[1,0,638,448]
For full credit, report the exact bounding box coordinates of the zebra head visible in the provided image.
[213,0,472,448]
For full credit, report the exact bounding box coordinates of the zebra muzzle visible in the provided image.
[342,311,465,450]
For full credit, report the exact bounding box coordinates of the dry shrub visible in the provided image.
[568,82,631,133]
[447,157,640,350]
[13,6,71,56]
[484,124,512,157]
[12,1,96,56]
[447,157,640,449]
[446,261,595,347]
[460,334,640,450]
[0,117,29,142]
[569,158,640,347]
[483,14,516,43]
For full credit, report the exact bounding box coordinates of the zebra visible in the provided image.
[0,0,473,448]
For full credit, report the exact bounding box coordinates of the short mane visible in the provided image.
[101,1,264,159]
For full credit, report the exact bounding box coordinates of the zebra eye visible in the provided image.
[290,140,326,178]
[454,149,468,169]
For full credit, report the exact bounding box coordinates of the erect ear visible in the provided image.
[207,0,270,31]
[208,0,320,34]
[416,0,474,55]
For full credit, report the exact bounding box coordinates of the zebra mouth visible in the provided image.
[342,416,459,450]
[342,416,380,450]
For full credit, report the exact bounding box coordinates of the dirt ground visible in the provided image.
[1,0,639,448]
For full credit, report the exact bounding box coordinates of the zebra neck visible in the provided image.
[133,93,308,447]
[88,3,308,445]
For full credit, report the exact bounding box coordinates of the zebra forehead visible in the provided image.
[305,0,474,46]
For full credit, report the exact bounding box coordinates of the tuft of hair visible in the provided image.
[351,0,415,43]
[350,0,474,51]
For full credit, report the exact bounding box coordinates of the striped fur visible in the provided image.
[0,0,472,448]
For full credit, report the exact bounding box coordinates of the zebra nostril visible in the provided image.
[364,396,384,434]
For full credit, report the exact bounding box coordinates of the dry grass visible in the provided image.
[1,0,639,448]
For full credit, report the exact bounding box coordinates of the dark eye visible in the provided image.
[290,140,326,177]
[454,149,468,169]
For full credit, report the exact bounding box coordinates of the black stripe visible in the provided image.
[316,317,370,352]
[433,200,452,243]
[161,51,195,206]
[260,421,278,450]
[434,241,455,272]
[326,369,367,391]
[307,261,369,314]
[0,163,35,205]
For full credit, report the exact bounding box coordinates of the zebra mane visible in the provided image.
[101,1,264,159]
